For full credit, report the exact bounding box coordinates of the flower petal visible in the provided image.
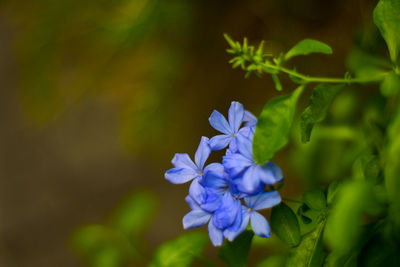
[209,134,232,150]
[208,220,224,246]
[212,193,241,229]
[195,136,211,170]
[223,200,243,233]
[171,153,197,170]
[228,101,244,133]
[201,163,227,189]
[200,190,223,212]
[237,134,253,160]
[222,153,252,178]
[183,210,211,229]
[209,110,231,134]
[224,208,250,241]
[189,178,206,204]
[250,211,271,238]
[243,110,257,127]
[239,166,263,195]
[185,195,200,210]
[244,191,281,210]
[258,162,284,185]
[165,168,199,184]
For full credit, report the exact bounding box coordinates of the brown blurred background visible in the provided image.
[0,0,381,266]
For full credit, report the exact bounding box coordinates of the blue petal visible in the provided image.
[165,168,199,184]
[201,163,227,189]
[200,190,223,212]
[171,153,197,170]
[222,153,252,178]
[239,166,263,194]
[228,137,239,153]
[258,162,284,185]
[183,210,211,229]
[208,220,224,246]
[250,211,271,238]
[212,193,240,229]
[209,110,231,134]
[189,179,206,204]
[185,195,201,210]
[244,191,281,210]
[195,136,211,170]
[237,134,253,160]
[223,200,243,233]
[238,125,255,141]
[209,134,232,150]
[224,207,250,241]
[243,110,257,127]
[228,101,244,133]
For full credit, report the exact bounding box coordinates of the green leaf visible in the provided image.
[253,86,304,164]
[303,189,327,211]
[327,181,343,205]
[380,71,400,96]
[373,0,400,63]
[385,104,400,232]
[150,232,208,267]
[71,225,132,267]
[300,84,344,143]
[218,231,254,267]
[284,39,332,61]
[285,216,327,267]
[323,250,357,267]
[271,203,301,247]
[257,254,287,267]
[110,191,157,238]
[324,180,378,252]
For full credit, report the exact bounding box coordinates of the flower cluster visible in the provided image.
[165,102,283,246]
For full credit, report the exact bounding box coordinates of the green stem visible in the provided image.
[263,62,387,84]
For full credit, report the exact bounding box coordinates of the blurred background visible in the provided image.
[0,0,386,266]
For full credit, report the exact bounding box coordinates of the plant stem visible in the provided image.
[263,62,387,84]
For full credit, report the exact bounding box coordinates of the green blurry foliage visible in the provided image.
[72,190,158,267]
[374,0,400,64]
[70,0,400,266]
[218,231,254,267]
[270,203,301,247]
[284,39,332,61]
[150,232,208,267]
[253,86,303,165]
[300,84,344,143]
[3,0,192,153]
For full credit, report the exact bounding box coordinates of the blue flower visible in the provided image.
[224,191,281,241]
[183,191,242,246]
[223,134,283,194]
[209,102,256,151]
[165,136,211,184]
[165,101,284,246]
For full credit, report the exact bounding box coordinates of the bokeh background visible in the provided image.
[0,0,385,266]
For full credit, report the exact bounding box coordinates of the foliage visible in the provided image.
[72,0,400,266]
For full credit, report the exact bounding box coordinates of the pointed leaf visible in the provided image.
[150,232,208,267]
[285,216,327,267]
[300,84,344,143]
[253,86,304,164]
[373,0,400,63]
[285,39,332,61]
[218,231,254,267]
[271,203,301,247]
